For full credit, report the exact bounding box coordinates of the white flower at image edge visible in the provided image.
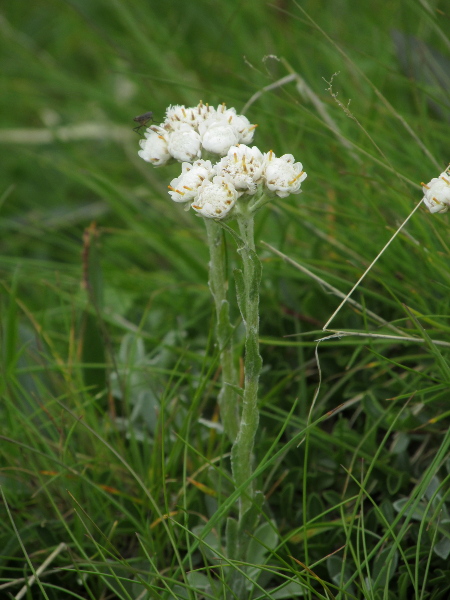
[168,160,214,203]
[263,151,307,198]
[138,126,171,166]
[191,176,240,219]
[167,124,202,162]
[422,168,450,214]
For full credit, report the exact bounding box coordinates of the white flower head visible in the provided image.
[138,101,257,165]
[215,144,265,194]
[138,126,171,166]
[198,106,257,155]
[194,101,217,124]
[168,160,214,203]
[215,105,257,144]
[167,124,202,162]
[199,121,240,156]
[263,151,307,198]
[164,104,197,129]
[422,167,450,214]
[191,175,239,219]
[164,102,217,132]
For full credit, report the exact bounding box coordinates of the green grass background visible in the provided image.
[1,0,450,598]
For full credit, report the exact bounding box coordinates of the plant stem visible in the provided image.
[230,204,263,519]
[204,218,240,442]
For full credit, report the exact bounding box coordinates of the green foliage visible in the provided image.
[1,0,450,598]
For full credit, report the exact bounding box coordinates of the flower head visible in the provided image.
[422,167,450,214]
[136,101,308,220]
[215,145,264,194]
[138,101,257,162]
[191,176,240,219]
[138,126,171,166]
[167,124,202,162]
[214,105,257,144]
[168,160,214,203]
[199,121,240,156]
[263,151,307,198]
[165,102,217,131]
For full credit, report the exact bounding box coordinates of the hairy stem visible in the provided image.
[205,218,240,442]
[230,205,263,519]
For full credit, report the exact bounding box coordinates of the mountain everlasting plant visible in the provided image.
[137,101,307,597]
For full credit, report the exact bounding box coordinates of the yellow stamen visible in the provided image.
[168,185,184,195]
[421,182,430,189]
[288,170,305,185]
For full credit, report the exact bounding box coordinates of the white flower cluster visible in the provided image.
[168,146,307,219]
[137,101,307,220]
[138,101,257,166]
[422,166,450,214]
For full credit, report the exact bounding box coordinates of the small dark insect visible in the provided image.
[133,111,154,134]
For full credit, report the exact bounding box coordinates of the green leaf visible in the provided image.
[371,546,399,589]
[327,555,356,596]
[270,580,306,598]
[434,535,450,560]
[244,334,262,379]
[234,267,246,321]
[226,516,239,562]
